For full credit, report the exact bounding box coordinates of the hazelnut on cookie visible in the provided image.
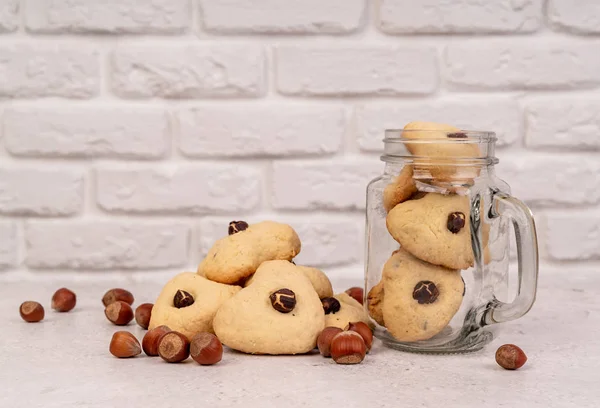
[198,221,301,285]
[322,292,373,330]
[244,264,334,300]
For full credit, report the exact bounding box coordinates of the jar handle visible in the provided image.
[484,192,539,325]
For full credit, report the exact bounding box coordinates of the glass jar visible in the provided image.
[364,128,539,354]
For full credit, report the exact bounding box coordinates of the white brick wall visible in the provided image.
[0,0,598,283]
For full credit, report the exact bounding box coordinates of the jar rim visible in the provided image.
[384,129,497,143]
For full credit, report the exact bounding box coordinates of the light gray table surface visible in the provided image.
[0,271,597,408]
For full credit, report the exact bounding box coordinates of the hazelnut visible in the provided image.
[134,303,153,330]
[105,301,134,326]
[269,288,296,313]
[447,132,468,139]
[19,301,45,323]
[345,322,373,352]
[102,288,134,307]
[345,287,364,305]
[317,327,343,357]
[158,331,190,363]
[173,290,194,309]
[413,281,439,304]
[228,220,249,235]
[447,212,466,234]
[51,288,76,312]
[190,332,223,365]
[495,344,527,370]
[321,297,341,315]
[109,331,141,358]
[142,325,171,356]
[330,331,367,365]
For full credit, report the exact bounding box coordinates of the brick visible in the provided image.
[25,0,189,34]
[0,0,18,32]
[0,168,83,216]
[177,105,345,157]
[379,0,541,34]
[357,97,521,151]
[547,0,600,34]
[0,221,17,269]
[25,220,188,269]
[276,46,437,96]
[497,154,600,206]
[198,215,362,267]
[111,44,265,99]
[545,212,600,261]
[4,107,169,159]
[272,158,382,210]
[199,0,364,34]
[96,164,261,214]
[445,41,600,90]
[526,98,600,149]
[0,43,99,98]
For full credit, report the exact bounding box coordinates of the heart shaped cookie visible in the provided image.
[213,260,324,355]
[148,272,241,341]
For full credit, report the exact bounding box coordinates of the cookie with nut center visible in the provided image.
[323,292,374,330]
[198,221,301,285]
[213,260,324,355]
[386,192,489,270]
[382,249,464,342]
[148,272,241,341]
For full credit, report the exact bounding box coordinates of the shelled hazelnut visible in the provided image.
[19,301,45,323]
[135,303,153,330]
[345,322,373,352]
[109,331,141,358]
[190,333,223,365]
[105,301,134,326]
[142,325,171,356]
[158,331,190,363]
[330,331,367,365]
[317,327,343,357]
[51,288,76,312]
[102,288,134,307]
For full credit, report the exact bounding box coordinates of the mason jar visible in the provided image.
[364,127,539,354]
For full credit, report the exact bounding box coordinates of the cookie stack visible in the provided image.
[148,220,372,355]
[367,121,488,342]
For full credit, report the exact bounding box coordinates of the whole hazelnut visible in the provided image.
[495,344,527,370]
[51,288,76,312]
[134,303,153,330]
[345,322,373,352]
[330,331,367,365]
[317,327,343,357]
[102,288,134,307]
[158,331,190,363]
[190,332,223,365]
[345,287,364,305]
[109,331,141,358]
[173,290,194,309]
[142,325,171,356]
[19,301,45,323]
[105,301,134,326]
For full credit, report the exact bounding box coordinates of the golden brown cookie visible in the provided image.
[213,260,324,355]
[323,293,373,330]
[402,121,481,181]
[198,221,301,284]
[386,193,477,270]
[148,272,241,341]
[367,281,385,327]
[382,249,464,342]
[383,165,418,212]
